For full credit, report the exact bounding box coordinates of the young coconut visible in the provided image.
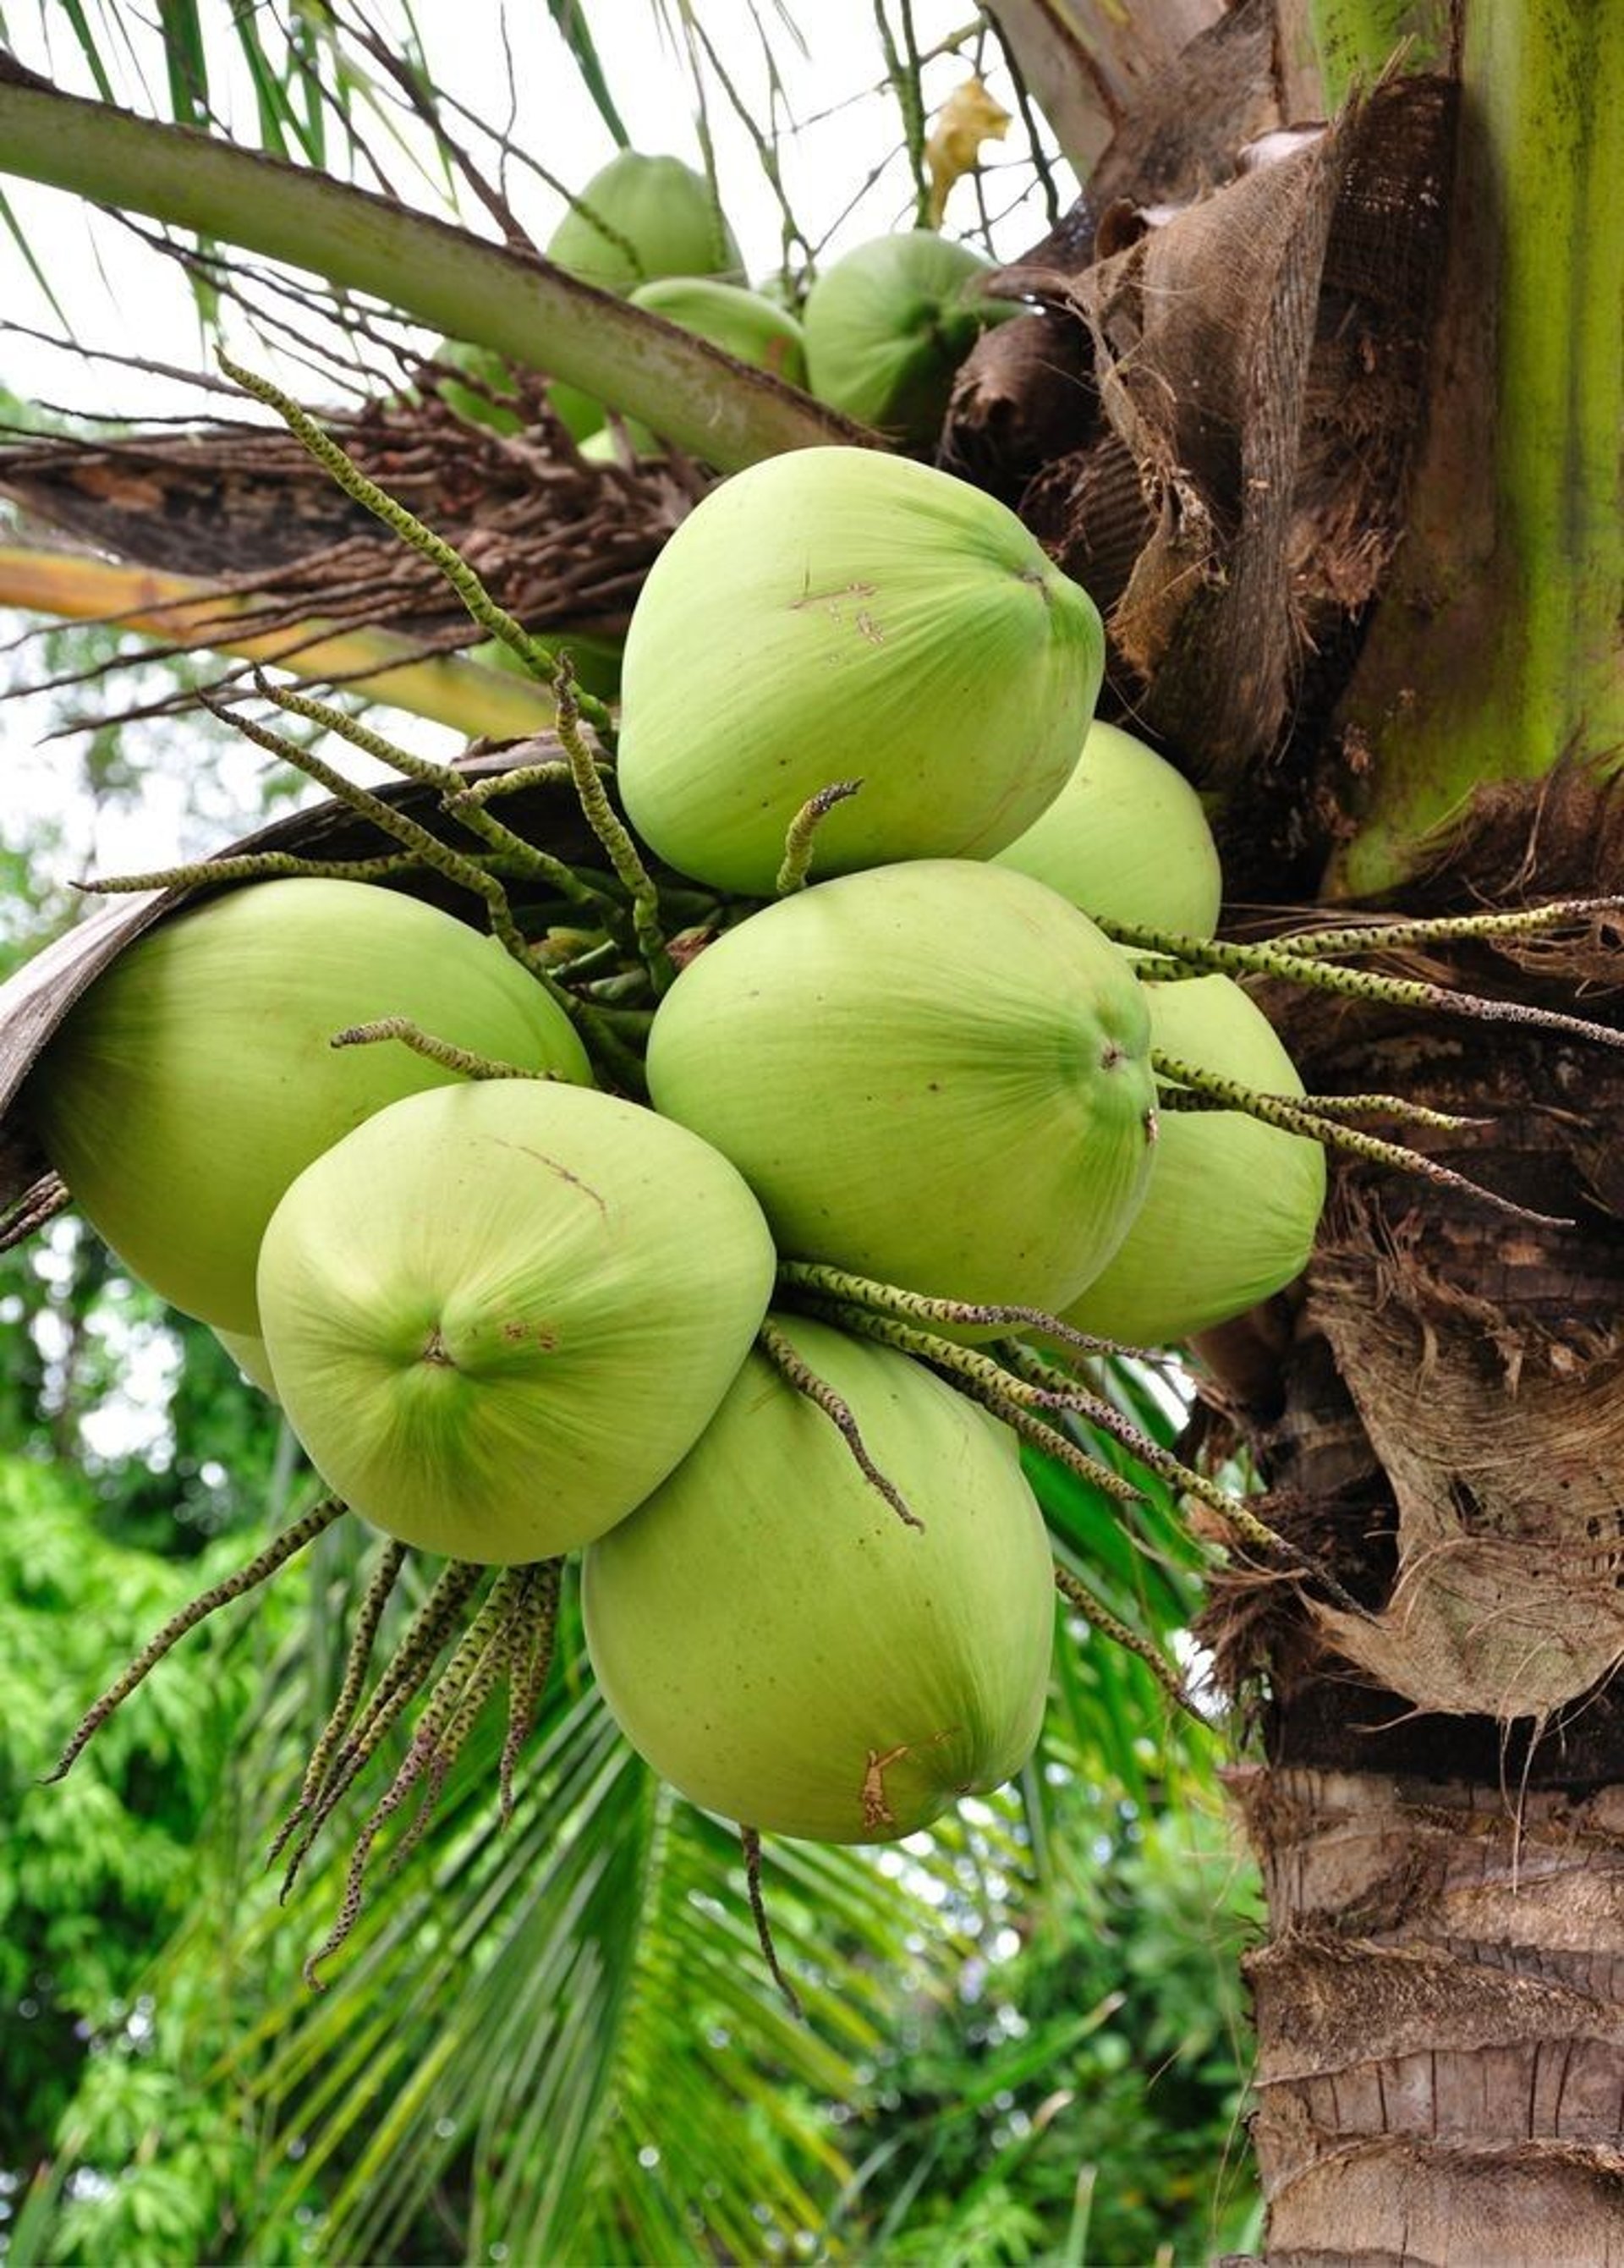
[801,229,1020,448]
[645,859,1159,1314]
[255,1080,778,1564]
[581,1313,1056,1842]
[628,277,808,389]
[594,277,811,456]
[616,448,1105,897]
[545,150,746,440]
[994,719,1225,939]
[214,1326,280,1402]
[426,339,525,436]
[546,150,744,294]
[1059,971,1327,1348]
[25,878,592,1335]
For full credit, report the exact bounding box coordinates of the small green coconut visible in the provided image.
[256,1080,778,1564]
[802,229,1018,447]
[592,277,810,457]
[545,150,744,295]
[1060,971,1327,1348]
[545,151,745,439]
[616,448,1105,896]
[26,879,592,1335]
[645,859,1158,1313]
[427,338,525,435]
[994,719,1224,939]
[467,624,624,700]
[629,276,808,389]
[582,1313,1055,1842]
[213,1326,280,1401]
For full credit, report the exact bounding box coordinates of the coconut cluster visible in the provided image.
[442,157,1019,466]
[26,443,1325,1859]
[443,161,1029,722]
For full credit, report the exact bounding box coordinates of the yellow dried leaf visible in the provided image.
[924,75,1012,228]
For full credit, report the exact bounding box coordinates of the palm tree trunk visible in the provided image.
[1144,3,1624,2254]
[1236,1766,1624,2260]
[1205,898,1624,2251]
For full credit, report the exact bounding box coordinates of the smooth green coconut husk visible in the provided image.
[595,278,810,456]
[802,228,1019,448]
[994,719,1224,938]
[255,1080,777,1564]
[545,150,745,440]
[26,879,592,1336]
[469,624,624,700]
[629,276,808,389]
[616,448,1105,897]
[645,859,1158,1312]
[582,1312,1055,1843]
[213,1326,280,1401]
[1060,971,1327,1348]
[428,338,525,436]
[545,150,744,294]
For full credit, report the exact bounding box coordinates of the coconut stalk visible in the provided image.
[0,546,557,737]
[0,57,867,475]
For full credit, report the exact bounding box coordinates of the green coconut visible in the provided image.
[468,623,624,700]
[645,859,1158,1313]
[802,229,1018,446]
[545,150,744,295]
[1060,972,1327,1348]
[544,151,745,440]
[428,338,525,435]
[593,277,810,457]
[213,1326,280,1401]
[994,719,1224,939]
[629,276,808,389]
[26,879,592,1336]
[256,1080,777,1564]
[616,447,1106,896]
[582,1313,1055,1842]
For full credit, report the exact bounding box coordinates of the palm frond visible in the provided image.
[546,0,632,148]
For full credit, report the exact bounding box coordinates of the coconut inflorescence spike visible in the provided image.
[776,781,864,896]
[48,1496,346,1784]
[1053,1562,1197,1717]
[276,1557,488,1899]
[217,351,616,739]
[756,1314,921,1529]
[499,1559,563,1826]
[268,1537,409,1869]
[739,1825,804,2020]
[1103,915,1624,1052]
[1153,1053,1569,1229]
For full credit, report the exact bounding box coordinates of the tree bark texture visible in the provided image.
[1203,810,1624,2265]
[1233,1765,1624,2265]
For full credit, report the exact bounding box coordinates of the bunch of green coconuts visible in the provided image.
[26,435,1325,1854]
[441,148,1021,457]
